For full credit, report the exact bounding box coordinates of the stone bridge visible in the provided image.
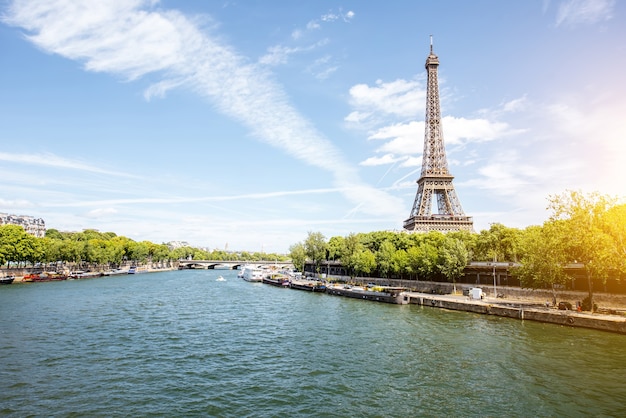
[177,260,293,270]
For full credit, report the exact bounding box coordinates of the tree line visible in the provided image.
[289,191,625,310]
[0,227,287,271]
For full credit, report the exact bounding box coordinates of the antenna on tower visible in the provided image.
[430,35,433,53]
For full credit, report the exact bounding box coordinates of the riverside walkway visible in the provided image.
[404,291,626,335]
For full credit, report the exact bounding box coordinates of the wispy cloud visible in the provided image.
[555,0,615,27]
[359,154,402,167]
[0,198,35,209]
[0,151,136,177]
[258,39,328,66]
[4,1,402,217]
[46,187,350,208]
[321,10,355,23]
[84,208,119,218]
[292,9,354,40]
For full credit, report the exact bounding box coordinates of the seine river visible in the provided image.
[1,269,625,417]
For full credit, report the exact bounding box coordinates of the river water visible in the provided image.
[1,269,625,417]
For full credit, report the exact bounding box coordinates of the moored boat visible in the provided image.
[128,266,148,274]
[289,278,326,292]
[103,268,129,276]
[22,272,67,282]
[69,271,102,279]
[21,273,40,282]
[241,266,264,282]
[262,273,290,287]
[325,284,409,304]
[0,276,15,285]
[42,272,68,281]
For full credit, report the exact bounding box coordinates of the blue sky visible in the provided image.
[1,0,624,253]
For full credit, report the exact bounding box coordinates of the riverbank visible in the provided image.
[403,291,626,334]
[340,276,626,312]
[317,277,626,334]
[9,266,176,283]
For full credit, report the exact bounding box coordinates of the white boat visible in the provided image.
[241,266,264,282]
[103,268,129,276]
[69,270,102,279]
[216,275,226,281]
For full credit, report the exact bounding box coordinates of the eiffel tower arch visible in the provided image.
[403,40,473,233]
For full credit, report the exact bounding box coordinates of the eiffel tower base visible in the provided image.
[403,215,474,233]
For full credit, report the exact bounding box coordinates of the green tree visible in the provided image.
[438,237,469,294]
[289,242,306,272]
[0,225,43,266]
[128,241,150,263]
[41,237,64,264]
[391,249,409,278]
[475,223,522,262]
[515,223,570,301]
[171,246,194,261]
[150,243,171,264]
[549,190,618,310]
[601,203,626,275]
[44,228,64,240]
[408,241,439,280]
[338,233,362,278]
[327,236,345,261]
[376,240,396,278]
[406,246,422,280]
[0,225,26,266]
[353,248,376,277]
[304,231,327,274]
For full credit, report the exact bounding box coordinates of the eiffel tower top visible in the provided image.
[421,36,449,178]
[426,35,439,67]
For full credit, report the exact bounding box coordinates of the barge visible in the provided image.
[325,284,409,305]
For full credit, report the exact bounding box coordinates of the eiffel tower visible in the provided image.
[403,39,473,233]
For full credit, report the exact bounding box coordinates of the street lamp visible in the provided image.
[492,255,497,298]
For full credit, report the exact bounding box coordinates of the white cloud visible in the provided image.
[460,87,626,221]
[442,116,519,145]
[0,198,35,209]
[359,113,515,161]
[502,95,528,112]
[321,10,355,23]
[344,111,371,124]
[359,154,402,167]
[555,0,615,27]
[84,208,119,218]
[348,79,425,121]
[305,21,320,31]
[5,0,403,218]
[400,156,422,168]
[368,121,423,155]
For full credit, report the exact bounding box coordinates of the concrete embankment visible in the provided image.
[405,292,626,335]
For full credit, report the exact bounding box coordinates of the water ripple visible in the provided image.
[1,270,626,417]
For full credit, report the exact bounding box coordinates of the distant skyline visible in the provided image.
[1,0,624,253]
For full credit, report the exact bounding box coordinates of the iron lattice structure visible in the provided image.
[403,42,473,233]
